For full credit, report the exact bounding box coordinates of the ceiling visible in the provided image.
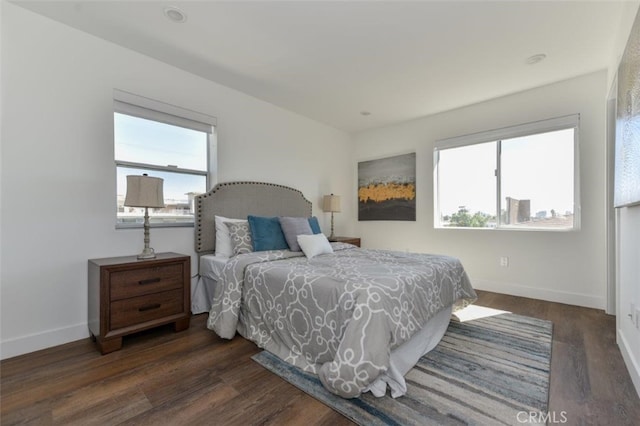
[13,1,629,133]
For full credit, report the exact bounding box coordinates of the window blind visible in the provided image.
[113,89,216,133]
[435,114,579,151]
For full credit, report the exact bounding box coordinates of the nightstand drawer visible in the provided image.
[110,289,183,330]
[110,263,183,300]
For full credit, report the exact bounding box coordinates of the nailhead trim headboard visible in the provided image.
[194,181,313,254]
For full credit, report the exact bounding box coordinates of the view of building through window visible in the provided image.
[436,126,576,230]
[114,112,209,226]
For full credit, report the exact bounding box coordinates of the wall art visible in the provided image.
[358,152,416,221]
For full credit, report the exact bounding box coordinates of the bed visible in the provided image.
[194,181,476,399]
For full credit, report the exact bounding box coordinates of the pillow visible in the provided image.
[308,216,322,234]
[225,221,253,255]
[247,215,289,251]
[279,217,313,252]
[297,234,334,259]
[215,215,246,257]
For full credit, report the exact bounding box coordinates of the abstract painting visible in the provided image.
[358,152,416,221]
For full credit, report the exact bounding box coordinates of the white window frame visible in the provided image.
[114,89,217,228]
[434,114,580,231]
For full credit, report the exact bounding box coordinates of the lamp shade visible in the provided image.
[322,194,341,213]
[124,175,165,208]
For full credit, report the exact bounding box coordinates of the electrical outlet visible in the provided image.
[499,256,509,267]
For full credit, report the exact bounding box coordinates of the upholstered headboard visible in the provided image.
[194,181,313,254]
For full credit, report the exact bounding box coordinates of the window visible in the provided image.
[434,115,579,230]
[114,90,216,227]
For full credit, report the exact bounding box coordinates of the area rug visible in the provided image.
[252,311,553,425]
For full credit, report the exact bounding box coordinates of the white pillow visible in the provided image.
[215,215,246,258]
[297,234,333,259]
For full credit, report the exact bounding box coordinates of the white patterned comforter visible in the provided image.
[207,243,476,398]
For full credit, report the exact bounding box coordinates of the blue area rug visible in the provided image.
[252,311,552,425]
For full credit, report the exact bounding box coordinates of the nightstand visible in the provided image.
[328,236,361,247]
[88,252,191,354]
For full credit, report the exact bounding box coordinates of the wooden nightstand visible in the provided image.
[88,252,191,354]
[328,236,361,247]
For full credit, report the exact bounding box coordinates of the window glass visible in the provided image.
[438,142,496,228]
[500,129,574,228]
[116,166,207,226]
[114,113,207,171]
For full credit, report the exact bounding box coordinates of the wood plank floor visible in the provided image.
[2,290,639,425]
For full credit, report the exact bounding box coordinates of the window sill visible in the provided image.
[116,222,194,229]
[434,225,578,232]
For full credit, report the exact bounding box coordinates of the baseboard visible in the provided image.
[0,323,89,360]
[473,279,606,310]
[618,329,640,398]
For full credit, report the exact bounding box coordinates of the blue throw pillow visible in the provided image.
[308,216,322,234]
[248,215,289,251]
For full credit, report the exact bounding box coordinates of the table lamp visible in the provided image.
[124,174,165,259]
[322,193,341,240]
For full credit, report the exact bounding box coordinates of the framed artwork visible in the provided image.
[358,152,416,221]
[615,10,640,207]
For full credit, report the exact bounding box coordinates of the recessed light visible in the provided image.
[360,111,371,116]
[525,53,547,65]
[164,6,187,23]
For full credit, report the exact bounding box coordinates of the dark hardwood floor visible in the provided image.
[1,290,639,425]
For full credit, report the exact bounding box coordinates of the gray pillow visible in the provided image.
[225,221,253,255]
[278,217,313,252]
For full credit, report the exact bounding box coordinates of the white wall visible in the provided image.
[607,1,640,89]
[353,71,608,310]
[0,3,354,359]
[616,206,640,395]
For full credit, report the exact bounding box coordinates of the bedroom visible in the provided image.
[1,0,639,424]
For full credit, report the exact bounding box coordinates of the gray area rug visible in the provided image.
[252,310,552,425]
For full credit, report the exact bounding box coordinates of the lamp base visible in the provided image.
[137,247,156,260]
[329,212,336,241]
[137,208,157,260]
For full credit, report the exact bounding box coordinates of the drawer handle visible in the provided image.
[138,303,161,312]
[138,278,161,286]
